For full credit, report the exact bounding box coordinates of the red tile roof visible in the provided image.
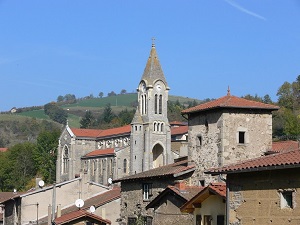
[206,149,300,175]
[170,121,188,126]
[180,183,226,213]
[71,128,103,138]
[113,160,195,182]
[182,94,279,114]
[53,210,111,225]
[0,148,8,152]
[171,126,188,136]
[271,140,299,153]
[83,148,115,158]
[97,125,131,138]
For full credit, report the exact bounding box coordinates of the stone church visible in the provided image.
[56,42,186,185]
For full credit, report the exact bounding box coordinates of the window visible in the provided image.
[62,146,69,174]
[238,131,245,144]
[199,180,205,187]
[155,94,158,114]
[159,95,162,114]
[145,216,153,225]
[204,215,212,225]
[143,183,152,200]
[128,217,137,225]
[123,159,127,173]
[197,135,203,146]
[281,190,294,209]
[217,215,225,225]
[196,215,202,225]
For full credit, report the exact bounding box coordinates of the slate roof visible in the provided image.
[53,210,111,225]
[182,93,279,114]
[141,43,168,87]
[83,148,115,158]
[113,159,195,182]
[171,126,188,136]
[206,149,300,175]
[180,183,226,213]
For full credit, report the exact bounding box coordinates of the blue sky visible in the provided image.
[1,0,300,112]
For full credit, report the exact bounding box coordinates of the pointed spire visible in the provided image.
[140,39,168,87]
[227,86,231,96]
[131,106,144,124]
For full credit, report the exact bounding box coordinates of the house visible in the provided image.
[112,157,195,225]
[145,182,203,225]
[206,149,300,225]
[181,88,279,185]
[0,175,113,225]
[53,210,111,225]
[180,183,226,225]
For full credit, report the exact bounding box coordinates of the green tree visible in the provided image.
[57,95,64,102]
[102,103,115,123]
[282,109,300,139]
[120,89,127,95]
[107,91,117,97]
[80,110,95,128]
[99,92,104,98]
[263,94,273,104]
[34,130,60,184]
[277,81,294,109]
[44,102,68,124]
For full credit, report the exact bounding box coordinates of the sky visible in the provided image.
[1,0,300,112]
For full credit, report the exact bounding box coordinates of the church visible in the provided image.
[56,42,188,185]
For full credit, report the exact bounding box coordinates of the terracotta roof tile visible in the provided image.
[0,148,8,152]
[170,121,188,126]
[171,126,188,136]
[113,160,195,182]
[71,128,102,138]
[168,185,204,201]
[206,149,300,175]
[83,148,115,158]
[182,94,279,114]
[97,125,131,138]
[53,210,111,225]
[271,140,299,153]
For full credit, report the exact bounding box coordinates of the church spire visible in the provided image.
[141,39,168,88]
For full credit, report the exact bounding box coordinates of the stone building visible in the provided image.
[181,89,279,185]
[206,149,300,225]
[56,42,180,185]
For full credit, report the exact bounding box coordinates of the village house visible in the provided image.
[206,148,300,225]
[180,183,226,225]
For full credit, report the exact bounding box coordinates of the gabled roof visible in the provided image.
[271,140,299,153]
[146,185,203,209]
[180,183,226,213]
[141,43,168,87]
[97,125,131,138]
[171,126,188,136]
[206,149,300,175]
[0,192,22,203]
[182,93,279,114]
[113,159,195,182]
[53,210,111,225]
[70,128,103,138]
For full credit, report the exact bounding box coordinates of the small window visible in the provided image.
[196,215,202,225]
[238,131,245,144]
[204,215,212,225]
[143,183,152,200]
[199,180,205,187]
[128,217,137,225]
[145,216,153,225]
[123,159,127,173]
[197,135,202,146]
[281,191,293,209]
[217,215,225,225]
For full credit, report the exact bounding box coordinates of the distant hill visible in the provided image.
[0,93,202,147]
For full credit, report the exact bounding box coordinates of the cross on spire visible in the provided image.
[227,86,231,96]
[152,37,156,47]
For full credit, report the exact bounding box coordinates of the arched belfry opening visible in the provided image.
[152,144,164,168]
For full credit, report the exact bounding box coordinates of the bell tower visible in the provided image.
[130,40,172,174]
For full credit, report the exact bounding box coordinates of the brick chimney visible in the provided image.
[175,180,186,191]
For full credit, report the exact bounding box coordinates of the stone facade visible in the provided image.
[227,168,300,225]
[187,108,274,185]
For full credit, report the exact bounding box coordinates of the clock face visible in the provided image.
[156,84,161,91]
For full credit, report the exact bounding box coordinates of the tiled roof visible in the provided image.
[70,125,131,139]
[180,183,226,213]
[71,128,103,138]
[182,94,279,114]
[170,121,188,126]
[206,149,300,175]
[97,125,131,138]
[0,192,19,203]
[113,160,195,182]
[53,210,111,225]
[271,140,299,153]
[171,126,188,136]
[0,148,8,152]
[83,148,115,158]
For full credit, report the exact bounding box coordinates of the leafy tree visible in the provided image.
[120,89,127,95]
[57,95,64,102]
[80,110,95,128]
[34,130,60,184]
[64,94,76,103]
[102,103,115,123]
[44,102,68,124]
[99,92,104,98]
[242,94,263,102]
[277,81,294,110]
[118,108,135,125]
[282,108,300,138]
[263,94,273,104]
[107,91,117,97]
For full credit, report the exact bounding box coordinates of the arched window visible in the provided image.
[123,159,127,173]
[155,94,158,114]
[161,123,163,132]
[62,146,69,174]
[144,94,147,114]
[159,95,162,114]
[154,122,156,131]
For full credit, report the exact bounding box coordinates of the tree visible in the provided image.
[44,102,68,124]
[80,110,95,128]
[120,89,127,95]
[107,91,117,97]
[263,94,273,104]
[102,103,115,123]
[34,130,60,184]
[99,92,104,98]
[57,95,64,102]
[277,81,294,109]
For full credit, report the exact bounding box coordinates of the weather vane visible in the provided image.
[152,37,156,47]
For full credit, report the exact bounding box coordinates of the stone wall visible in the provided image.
[228,168,300,225]
[188,109,273,185]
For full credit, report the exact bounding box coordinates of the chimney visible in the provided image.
[175,180,186,191]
